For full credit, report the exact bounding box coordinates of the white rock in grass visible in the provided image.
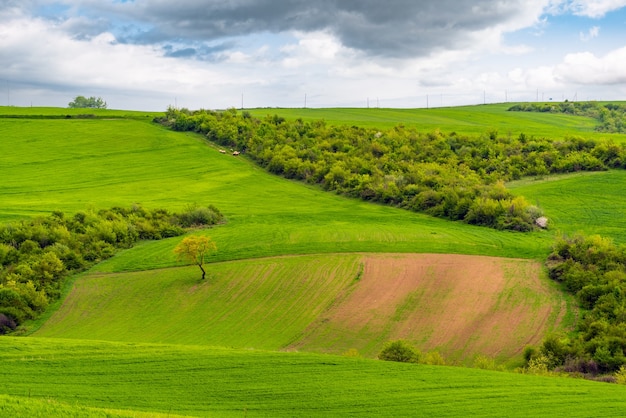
[535,216,548,228]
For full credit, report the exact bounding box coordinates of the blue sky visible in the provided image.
[1,0,626,110]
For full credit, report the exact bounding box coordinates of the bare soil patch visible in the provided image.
[291,253,567,362]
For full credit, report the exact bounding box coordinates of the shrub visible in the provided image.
[473,355,504,371]
[422,351,446,366]
[177,204,224,227]
[615,366,626,384]
[378,340,420,363]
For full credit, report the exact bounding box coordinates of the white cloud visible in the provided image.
[567,0,626,18]
[555,47,626,84]
[0,14,250,109]
[579,26,600,41]
[2,1,626,110]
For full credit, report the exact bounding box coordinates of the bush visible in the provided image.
[177,204,224,227]
[422,351,446,365]
[615,366,626,384]
[378,340,420,363]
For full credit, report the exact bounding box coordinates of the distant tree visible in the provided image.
[68,96,107,109]
[173,235,217,280]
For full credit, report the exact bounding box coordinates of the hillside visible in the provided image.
[3,336,626,417]
[3,104,626,415]
[33,253,569,362]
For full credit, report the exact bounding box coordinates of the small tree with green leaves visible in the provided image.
[174,235,217,280]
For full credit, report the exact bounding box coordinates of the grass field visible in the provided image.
[3,104,626,416]
[32,254,570,363]
[3,337,626,417]
[509,170,626,244]
[0,115,553,264]
[247,103,626,140]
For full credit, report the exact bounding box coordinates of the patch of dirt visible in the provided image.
[291,253,567,362]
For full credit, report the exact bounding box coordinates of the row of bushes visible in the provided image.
[158,107,626,231]
[378,339,626,383]
[517,234,626,376]
[0,204,223,333]
[509,101,626,133]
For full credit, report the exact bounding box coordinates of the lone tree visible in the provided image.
[173,235,217,280]
[68,95,107,109]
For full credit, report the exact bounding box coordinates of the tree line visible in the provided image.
[0,204,223,333]
[157,107,626,232]
[519,234,626,378]
[509,101,626,133]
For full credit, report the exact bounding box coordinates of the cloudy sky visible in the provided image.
[1,0,626,110]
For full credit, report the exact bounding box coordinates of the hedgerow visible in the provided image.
[157,107,626,231]
[521,234,626,377]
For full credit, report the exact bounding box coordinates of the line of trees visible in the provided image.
[157,107,626,232]
[520,234,626,377]
[0,204,223,334]
[509,101,626,133]
[68,96,107,109]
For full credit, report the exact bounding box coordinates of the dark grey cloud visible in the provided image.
[60,0,541,58]
[161,41,237,60]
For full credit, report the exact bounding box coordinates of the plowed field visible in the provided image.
[35,253,569,362]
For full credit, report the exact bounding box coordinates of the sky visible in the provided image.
[1,0,626,111]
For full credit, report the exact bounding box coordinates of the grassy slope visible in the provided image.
[3,105,626,415]
[3,337,626,418]
[34,255,361,348]
[0,115,551,267]
[33,254,569,363]
[509,170,626,244]
[247,103,626,140]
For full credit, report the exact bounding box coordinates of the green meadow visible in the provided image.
[247,103,626,139]
[509,170,626,244]
[2,337,626,417]
[3,104,626,416]
[0,113,552,266]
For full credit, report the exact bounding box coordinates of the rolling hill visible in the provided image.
[2,104,626,416]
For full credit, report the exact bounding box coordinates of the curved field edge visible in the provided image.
[0,115,552,261]
[508,170,626,244]
[33,253,572,362]
[2,337,626,417]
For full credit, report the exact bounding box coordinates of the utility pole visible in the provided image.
[304,93,307,108]
[426,94,429,109]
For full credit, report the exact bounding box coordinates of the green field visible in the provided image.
[510,170,626,243]
[0,114,553,264]
[2,337,626,417]
[3,104,626,416]
[32,254,568,363]
[247,103,626,140]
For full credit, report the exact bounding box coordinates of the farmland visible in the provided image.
[3,337,626,417]
[34,254,568,363]
[2,104,626,416]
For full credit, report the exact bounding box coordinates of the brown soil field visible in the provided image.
[290,253,569,362]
